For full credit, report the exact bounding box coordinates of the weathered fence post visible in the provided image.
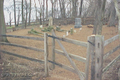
[95,35,104,80]
[51,30,55,69]
[44,33,49,77]
[85,35,95,80]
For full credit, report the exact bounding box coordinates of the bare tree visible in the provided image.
[13,0,17,27]
[17,7,21,26]
[79,0,83,17]
[0,0,8,41]
[114,0,120,35]
[107,1,116,27]
[46,0,48,19]
[25,0,28,28]
[21,0,24,28]
[59,0,66,18]
[28,0,31,25]
[38,0,42,25]
[43,0,45,25]
[93,0,106,35]
[34,0,37,23]
[72,0,78,18]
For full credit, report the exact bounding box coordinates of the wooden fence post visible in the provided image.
[51,30,55,69]
[44,33,49,77]
[85,35,95,80]
[95,35,104,80]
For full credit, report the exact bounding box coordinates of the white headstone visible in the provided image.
[74,30,76,33]
[63,35,66,37]
[66,31,69,36]
[40,25,43,28]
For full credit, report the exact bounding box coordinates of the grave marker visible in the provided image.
[74,18,82,28]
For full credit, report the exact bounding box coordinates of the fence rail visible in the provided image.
[104,34,119,46]
[0,50,44,63]
[102,54,120,73]
[55,49,86,63]
[103,34,120,76]
[0,42,44,52]
[1,35,44,41]
[103,45,120,60]
[0,33,120,80]
[48,35,87,47]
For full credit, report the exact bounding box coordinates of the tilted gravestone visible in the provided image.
[49,16,53,26]
[74,18,82,28]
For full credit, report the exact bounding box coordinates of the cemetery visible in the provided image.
[1,0,120,80]
[1,22,119,80]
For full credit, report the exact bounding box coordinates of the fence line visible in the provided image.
[103,45,120,60]
[48,60,85,76]
[95,35,104,80]
[50,30,85,80]
[0,42,44,52]
[86,35,95,80]
[104,34,119,46]
[90,34,120,80]
[44,33,49,76]
[102,54,120,73]
[1,35,44,41]
[0,50,44,63]
[0,33,88,79]
[48,35,87,47]
[1,33,119,80]
[55,49,86,63]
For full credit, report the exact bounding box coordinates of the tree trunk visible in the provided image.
[93,0,106,35]
[72,0,77,18]
[13,0,16,27]
[107,1,116,27]
[9,12,11,27]
[62,0,66,18]
[25,0,28,28]
[22,0,24,29]
[34,0,37,23]
[114,0,120,35]
[43,0,45,26]
[28,0,31,25]
[40,13,42,25]
[17,8,20,26]
[52,2,54,18]
[59,0,63,18]
[79,0,83,17]
[0,0,8,42]
[46,0,48,20]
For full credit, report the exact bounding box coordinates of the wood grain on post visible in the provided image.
[44,33,49,77]
[86,35,95,80]
[95,35,104,80]
[52,30,55,69]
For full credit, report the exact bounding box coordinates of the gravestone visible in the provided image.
[74,18,82,28]
[49,17,53,26]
